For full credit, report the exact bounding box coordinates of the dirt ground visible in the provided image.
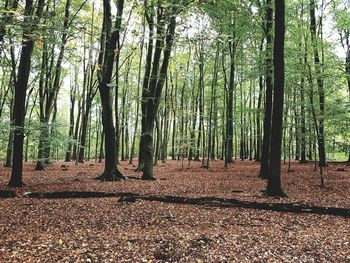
[0,159,349,262]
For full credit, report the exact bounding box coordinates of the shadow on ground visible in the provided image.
[1,190,349,217]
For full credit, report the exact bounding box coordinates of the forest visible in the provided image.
[0,0,350,262]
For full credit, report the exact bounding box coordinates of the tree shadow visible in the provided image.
[1,190,349,217]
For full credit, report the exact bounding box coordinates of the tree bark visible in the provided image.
[259,0,273,179]
[225,35,236,165]
[9,0,45,187]
[36,0,71,170]
[141,12,176,180]
[309,0,326,167]
[265,0,286,197]
[96,0,125,181]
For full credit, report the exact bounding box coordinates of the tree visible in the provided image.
[8,0,45,187]
[96,0,126,181]
[35,0,72,170]
[138,1,177,180]
[309,0,326,167]
[265,0,286,197]
[333,0,350,163]
[259,0,273,179]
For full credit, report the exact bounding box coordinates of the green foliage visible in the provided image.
[0,0,349,163]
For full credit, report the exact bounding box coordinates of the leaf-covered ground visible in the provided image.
[0,160,349,262]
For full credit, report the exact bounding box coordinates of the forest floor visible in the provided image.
[0,159,350,262]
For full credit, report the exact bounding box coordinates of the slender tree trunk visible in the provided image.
[154,115,161,165]
[65,68,77,162]
[225,37,236,165]
[206,43,219,168]
[95,107,100,162]
[249,80,253,160]
[240,78,244,161]
[255,39,264,161]
[171,70,177,160]
[129,19,145,164]
[339,27,350,163]
[99,128,104,163]
[309,0,326,167]
[300,42,307,163]
[196,43,204,161]
[161,76,170,162]
[72,99,82,160]
[113,0,125,165]
[78,106,90,163]
[36,0,71,169]
[188,63,198,161]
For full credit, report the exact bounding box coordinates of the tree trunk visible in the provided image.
[9,0,45,187]
[36,0,71,169]
[196,42,204,161]
[266,0,286,197]
[129,19,145,164]
[224,38,236,165]
[255,38,264,161]
[206,43,219,168]
[136,7,154,171]
[78,109,90,163]
[259,0,273,179]
[300,40,307,163]
[96,0,125,181]
[141,12,176,180]
[188,62,198,161]
[65,69,77,162]
[309,0,326,167]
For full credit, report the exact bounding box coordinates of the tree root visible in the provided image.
[35,165,47,171]
[141,175,157,180]
[95,169,127,181]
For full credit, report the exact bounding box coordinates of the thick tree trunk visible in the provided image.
[141,13,176,180]
[9,0,45,187]
[35,118,50,170]
[266,0,286,197]
[136,10,154,171]
[96,0,125,181]
[259,0,273,179]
